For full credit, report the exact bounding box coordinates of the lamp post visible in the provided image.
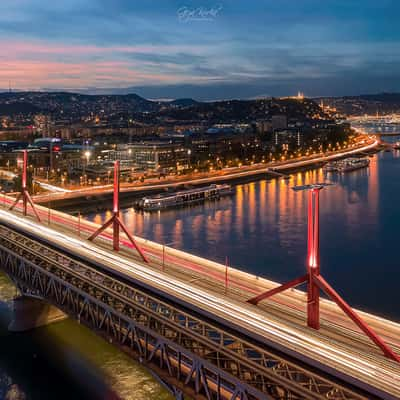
[187,149,192,170]
[9,150,41,221]
[162,241,178,271]
[84,150,91,166]
[88,160,148,262]
[82,150,91,183]
[225,256,229,294]
[246,182,400,363]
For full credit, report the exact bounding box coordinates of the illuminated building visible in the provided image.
[129,142,190,172]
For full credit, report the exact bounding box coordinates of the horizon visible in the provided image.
[1,87,398,102]
[1,1,400,100]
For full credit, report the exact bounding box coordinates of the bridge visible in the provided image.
[0,153,399,400]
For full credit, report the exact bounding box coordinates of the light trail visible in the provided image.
[0,208,399,399]
[34,181,72,193]
[32,138,379,203]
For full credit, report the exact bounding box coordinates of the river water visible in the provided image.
[1,128,400,399]
[89,147,400,321]
[0,272,172,399]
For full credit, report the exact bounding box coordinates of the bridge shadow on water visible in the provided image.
[0,278,173,399]
[0,273,123,400]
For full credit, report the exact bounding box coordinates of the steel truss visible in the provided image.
[0,226,368,400]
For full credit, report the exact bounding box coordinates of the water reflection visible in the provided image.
[1,149,400,400]
[88,151,400,320]
[0,272,172,400]
[0,279,28,400]
[0,374,26,400]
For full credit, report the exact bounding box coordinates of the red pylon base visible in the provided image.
[9,188,41,222]
[247,273,400,363]
[247,184,400,363]
[88,212,148,263]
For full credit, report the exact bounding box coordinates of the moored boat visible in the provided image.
[323,161,340,172]
[323,158,370,173]
[135,184,233,211]
[338,158,370,172]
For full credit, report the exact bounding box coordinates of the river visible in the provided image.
[1,128,400,399]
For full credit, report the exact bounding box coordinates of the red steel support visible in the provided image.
[307,188,321,330]
[112,162,120,250]
[88,161,148,263]
[9,150,41,222]
[247,185,400,362]
[313,274,400,363]
[247,274,308,305]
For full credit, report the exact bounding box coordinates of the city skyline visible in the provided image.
[0,2,400,400]
[1,0,400,100]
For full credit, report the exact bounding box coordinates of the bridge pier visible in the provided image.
[8,295,67,332]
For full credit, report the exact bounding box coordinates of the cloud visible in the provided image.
[0,0,400,97]
[0,59,177,89]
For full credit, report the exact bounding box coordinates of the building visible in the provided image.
[32,137,62,152]
[274,129,303,149]
[130,142,190,172]
[33,114,54,136]
[102,145,134,163]
[256,120,272,134]
[0,141,28,152]
[271,115,288,130]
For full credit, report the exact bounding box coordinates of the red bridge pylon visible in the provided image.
[247,183,400,363]
[88,160,148,263]
[9,150,41,222]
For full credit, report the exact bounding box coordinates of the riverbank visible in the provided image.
[86,143,400,322]
[33,137,380,213]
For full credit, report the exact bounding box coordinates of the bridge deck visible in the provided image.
[0,197,399,399]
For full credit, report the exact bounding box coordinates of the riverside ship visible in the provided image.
[135,184,233,211]
[323,158,370,173]
[322,161,341,172]
[339,158,370,172]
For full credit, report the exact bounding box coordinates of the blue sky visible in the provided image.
[0,0,399,99]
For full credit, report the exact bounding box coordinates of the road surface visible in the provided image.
[0,190,399,399]
[33,138,379,205]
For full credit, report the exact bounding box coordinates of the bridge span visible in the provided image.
[0,196,399,399]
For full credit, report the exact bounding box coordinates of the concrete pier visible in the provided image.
[8,295,67,332]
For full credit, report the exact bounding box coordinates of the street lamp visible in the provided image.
[84,150,91,165]
[162,240,178,271]
[82,150,91,181]
[187,149,192,170]
[246,182,400,363]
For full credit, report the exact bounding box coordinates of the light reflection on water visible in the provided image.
[1,140,400,399]
[88,149,399,321]
[0,274,172,400]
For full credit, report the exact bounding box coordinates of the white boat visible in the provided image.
[323,158,370,173]
[135,184,234,211]
[323,161,340,172]
[338,158,370,172]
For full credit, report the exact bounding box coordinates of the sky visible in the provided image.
[1,0,400,100]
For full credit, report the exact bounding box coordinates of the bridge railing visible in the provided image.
[0,223,366,400]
